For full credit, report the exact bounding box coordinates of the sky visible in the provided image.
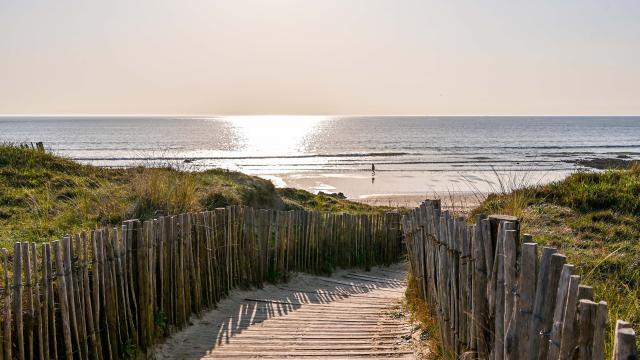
[1,0,639,116]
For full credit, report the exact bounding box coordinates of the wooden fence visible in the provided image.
[0,206,402,359]
[403,200,638,360]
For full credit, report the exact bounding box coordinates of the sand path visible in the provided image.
[153,263,415,359]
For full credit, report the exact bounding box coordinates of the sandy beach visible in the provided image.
[352,192,486,211]
[262,168,572,210]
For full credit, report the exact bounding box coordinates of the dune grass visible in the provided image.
[276,187,387,213]
[0,144,388,247]
[472,166,640,351]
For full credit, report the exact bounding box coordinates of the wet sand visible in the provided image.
[262,169,571,211]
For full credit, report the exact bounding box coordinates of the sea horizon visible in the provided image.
[3,115,639,205]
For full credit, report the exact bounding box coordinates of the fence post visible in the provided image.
[472,216,490,358]
[577,299,599,359]
[548,264,574,359]
[52,241,73,360]
[612,320,638,360]
[1,249,12,360]
[511,240,537,360]
[487,215,518,360]
[558,274,581,359]
[502,228,517,359]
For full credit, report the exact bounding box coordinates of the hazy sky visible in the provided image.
[1,0,639,115]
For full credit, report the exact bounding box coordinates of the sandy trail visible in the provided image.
[153,263,415,359]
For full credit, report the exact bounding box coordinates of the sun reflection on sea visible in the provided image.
[222,115,327,156]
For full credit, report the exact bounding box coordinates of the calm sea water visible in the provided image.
[2,116,639,197]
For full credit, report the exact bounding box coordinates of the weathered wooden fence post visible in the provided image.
[612,320,638,360]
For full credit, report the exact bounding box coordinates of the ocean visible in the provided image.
[2,116,639,201]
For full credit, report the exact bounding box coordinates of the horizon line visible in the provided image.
[1,113,640,118]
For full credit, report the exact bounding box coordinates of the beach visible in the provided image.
[271,168,570,210]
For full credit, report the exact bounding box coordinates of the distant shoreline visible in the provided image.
[4,116,640,206]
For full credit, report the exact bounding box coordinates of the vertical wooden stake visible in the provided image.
[52,241,73,360]
[1,249,12,360]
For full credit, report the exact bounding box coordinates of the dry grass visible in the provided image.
[404,273,444,359]
[461,167,547,219]
[131,167,199,218]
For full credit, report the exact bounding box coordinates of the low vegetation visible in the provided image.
[473,166,640,351]
[277,188,385,213]
[0,144,387,246]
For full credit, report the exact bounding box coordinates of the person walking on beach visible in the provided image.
[371,163,376,175]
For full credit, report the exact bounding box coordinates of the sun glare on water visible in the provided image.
[222,115,327,156]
